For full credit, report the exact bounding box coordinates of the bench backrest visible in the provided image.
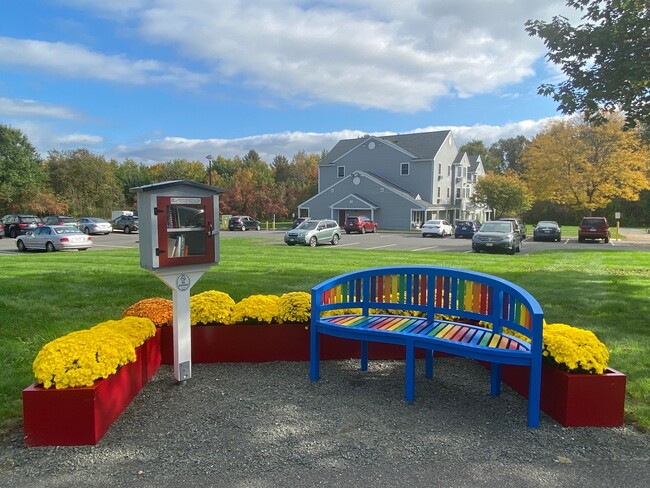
[312,265,543,348]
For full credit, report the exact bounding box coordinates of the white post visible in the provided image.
[155,267,209,384]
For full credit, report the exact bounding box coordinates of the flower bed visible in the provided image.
[23,330,161,446]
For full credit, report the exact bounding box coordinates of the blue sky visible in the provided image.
[0,0,574,164]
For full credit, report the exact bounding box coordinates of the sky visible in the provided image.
[0,0,576,165]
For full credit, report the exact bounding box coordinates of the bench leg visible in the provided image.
[310,329,320,382]
[425,350,434,378]
[405,342,415,403]
[490,363,502,396]
[528,360,542,428]
[360,341,368,371]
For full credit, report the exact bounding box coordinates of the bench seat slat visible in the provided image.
[320,314,530,352]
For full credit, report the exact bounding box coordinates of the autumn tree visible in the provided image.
[526,0,650,128]
[521,115,650,213]
[471,172,534,218]
[0,125,47,212]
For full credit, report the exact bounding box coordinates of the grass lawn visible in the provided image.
[1,238,649,432]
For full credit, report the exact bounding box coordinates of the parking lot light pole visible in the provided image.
[205,154,213,186]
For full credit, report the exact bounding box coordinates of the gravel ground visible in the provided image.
[1,357,649,488]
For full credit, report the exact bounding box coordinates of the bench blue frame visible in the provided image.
[310,265,544,427]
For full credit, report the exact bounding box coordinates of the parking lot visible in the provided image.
[1,228,648,254]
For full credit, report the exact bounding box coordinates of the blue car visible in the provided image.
[454,220,480,238]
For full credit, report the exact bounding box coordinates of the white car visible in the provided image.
[421,219,453,238]
[16,225,93,252]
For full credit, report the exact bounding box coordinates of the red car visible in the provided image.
[578,217,610,243]
[344,216,378,234]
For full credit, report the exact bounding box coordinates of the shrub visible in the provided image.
[231,294,281,324]
[542,323,609,374]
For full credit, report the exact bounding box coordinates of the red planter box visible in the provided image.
[499,362,626,427]
[159,323,425,364]
[23,334,161,446]
[142,329,162,383]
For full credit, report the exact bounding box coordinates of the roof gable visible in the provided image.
[320,130,452,166]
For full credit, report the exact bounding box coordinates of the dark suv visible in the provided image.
[578,217,610,243]
[344,216,378,234]
[228,215,261,231]
[499,217,527,239]
[43,215,78,227]
[0,214,43,238]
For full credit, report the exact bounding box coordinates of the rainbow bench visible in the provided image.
[310,265,544,427]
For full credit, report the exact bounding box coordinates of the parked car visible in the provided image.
[344,216,378,234]
[578,217,610,243]
[0,221,4,238]
[284,219,341,246]
[112,215,139,234]
[77,217,113,235]
[228,215,261,231]
[43,215,78,228]
[533,221,562,242]
[472,220,522,254]
[421,219,453,238]
[0,214,43,238]
[454,220,480,238]
[499,217,527,239]
[16,225,92,252]
[291,217,309,229]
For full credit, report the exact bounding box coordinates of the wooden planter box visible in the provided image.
[499,362,626,427]
[23,331,161,446]
[159,323,425,364]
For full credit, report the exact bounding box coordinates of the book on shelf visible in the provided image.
[170,235,185,257]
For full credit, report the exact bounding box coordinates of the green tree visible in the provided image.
[521,115,650,213]
[148,159,206,183]
[459,140,500,173]
[488,136,531,174]
[526,0,650,128]
[471,172,534,218]
[114,158,152,207]
[0,125,46,212]
[46,149,125,217]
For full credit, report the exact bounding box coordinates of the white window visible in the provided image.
[456,167,462,178]
[447,165,451,176]
[337,166,345,178]
[400,163,410,176]
[456,188,461,199]
[447,187,450,198]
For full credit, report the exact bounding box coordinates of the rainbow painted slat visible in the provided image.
[320,274,533,332]
[323,315,530,352]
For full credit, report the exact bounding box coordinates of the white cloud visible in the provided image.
[0,36,208,88]
[0,98,79,119]
[112,118,563,164]
[130,0,569,111]
[51,0,571,112]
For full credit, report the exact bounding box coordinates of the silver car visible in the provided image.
[77,217,112,235]
[284,219,341,247]
[16,225,93,252]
